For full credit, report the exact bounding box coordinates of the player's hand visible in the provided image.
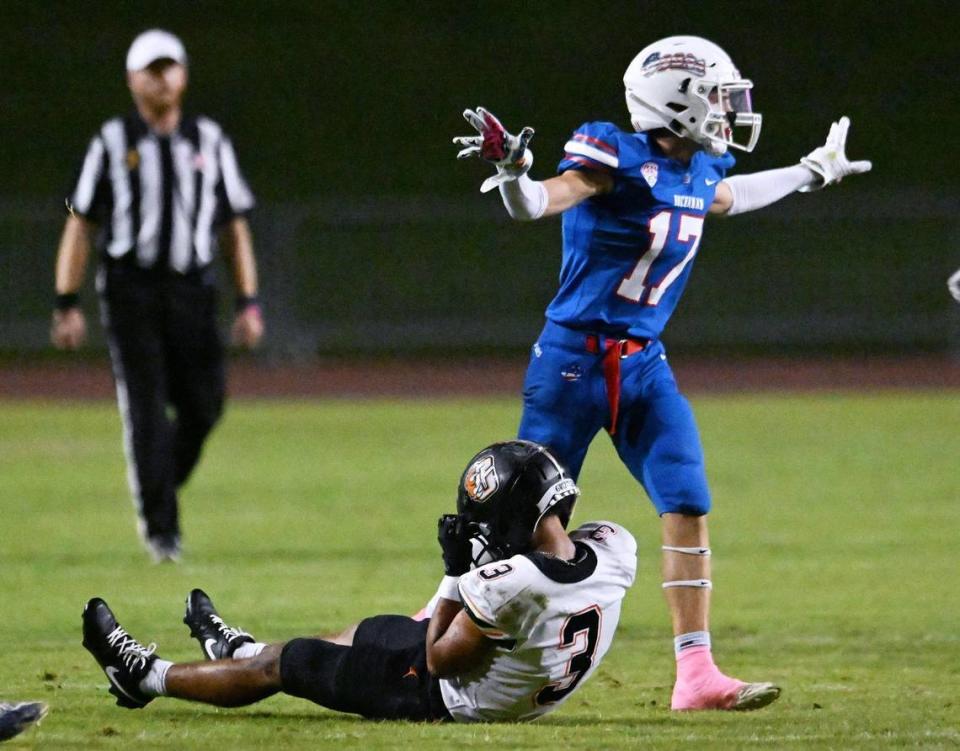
[949,268,960,303]
[437,514,473,576]
[231,304,264,349]
[50,308,87,350]
[799,116,872,192]
[454,107,536,193]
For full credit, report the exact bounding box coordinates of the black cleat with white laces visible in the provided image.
[81,597,157,709]
[184,588,254,660]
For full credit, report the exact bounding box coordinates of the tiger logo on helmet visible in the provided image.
[463,455,499,503]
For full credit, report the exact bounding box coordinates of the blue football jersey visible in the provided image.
[545,122,735,340]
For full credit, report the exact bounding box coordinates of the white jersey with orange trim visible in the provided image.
[440,521,637,722]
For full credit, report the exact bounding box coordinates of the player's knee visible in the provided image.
[279,638,348,707]
[249,646,282,685]
[657,495,711,516]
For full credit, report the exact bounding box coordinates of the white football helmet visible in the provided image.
[623,35,761,156]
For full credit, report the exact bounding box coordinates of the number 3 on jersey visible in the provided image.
[535,605,602,705]
[616,210,704,305]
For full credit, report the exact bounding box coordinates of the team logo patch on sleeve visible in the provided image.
[464,455,499,502]
[641,162,659,188]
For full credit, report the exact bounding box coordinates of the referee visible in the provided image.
[51,29,264,562]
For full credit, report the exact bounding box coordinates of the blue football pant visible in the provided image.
[518,322,711,516]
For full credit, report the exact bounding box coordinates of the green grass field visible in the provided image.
[1,393,958,749]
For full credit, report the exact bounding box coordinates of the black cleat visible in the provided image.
[184,589,254,660]
[0,701,48,741]
[81,598,156,709]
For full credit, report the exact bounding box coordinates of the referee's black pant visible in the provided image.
[99,264,225,541]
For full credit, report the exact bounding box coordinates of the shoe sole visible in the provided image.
[732,682,781,711]
[107,685,148,710]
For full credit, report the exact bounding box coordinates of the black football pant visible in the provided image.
[100,265,225,540]
[279,616,451,721]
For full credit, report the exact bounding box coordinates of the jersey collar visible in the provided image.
[524,541,597,583]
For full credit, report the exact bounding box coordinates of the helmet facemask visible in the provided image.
[464,522,504,568]
[689,78,761,155]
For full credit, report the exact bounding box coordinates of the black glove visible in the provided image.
[437,514,473,576]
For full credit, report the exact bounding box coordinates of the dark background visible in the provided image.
[2,0,959,356]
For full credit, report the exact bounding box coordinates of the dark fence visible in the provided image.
[3,1,959,357]
[5,188,959,357]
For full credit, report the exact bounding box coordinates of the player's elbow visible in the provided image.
[504,204,540,222]
[426,647,457,678]
[499,177,549,222]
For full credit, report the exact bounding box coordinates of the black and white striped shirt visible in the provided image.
[68,112,255,273]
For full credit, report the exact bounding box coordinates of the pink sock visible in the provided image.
[675,645,718,682]
[672,646,744,710]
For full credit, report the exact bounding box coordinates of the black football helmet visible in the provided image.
[456,440,580,564]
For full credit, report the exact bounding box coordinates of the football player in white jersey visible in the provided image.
[81,441,639,723]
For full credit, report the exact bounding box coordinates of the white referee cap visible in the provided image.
[126,29,187,72]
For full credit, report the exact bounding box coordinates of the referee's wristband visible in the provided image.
[235,294,260,312]
[55,292,80,311]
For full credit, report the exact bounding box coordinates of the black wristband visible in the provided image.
[55,292,80,311]
[235,294,259,312]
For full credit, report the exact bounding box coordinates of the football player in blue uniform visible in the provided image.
[454,35,871,711]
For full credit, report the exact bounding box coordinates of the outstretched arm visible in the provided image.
[455,106,612,221]
[711,116,872,216]
[501,169,612,221]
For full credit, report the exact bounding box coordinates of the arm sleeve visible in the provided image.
[558,122,620,175]
[67,134,108,220]
[498,173,548,221]
[724,165,816,216]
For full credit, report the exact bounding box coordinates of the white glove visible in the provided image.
[948,268,960,303]
[454,107,535,193]
[798,116,872,192]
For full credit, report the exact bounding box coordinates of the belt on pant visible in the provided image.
[584,334,650,436]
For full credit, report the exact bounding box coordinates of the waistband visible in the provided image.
[539,320,652,358]
[101,257,215,286]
